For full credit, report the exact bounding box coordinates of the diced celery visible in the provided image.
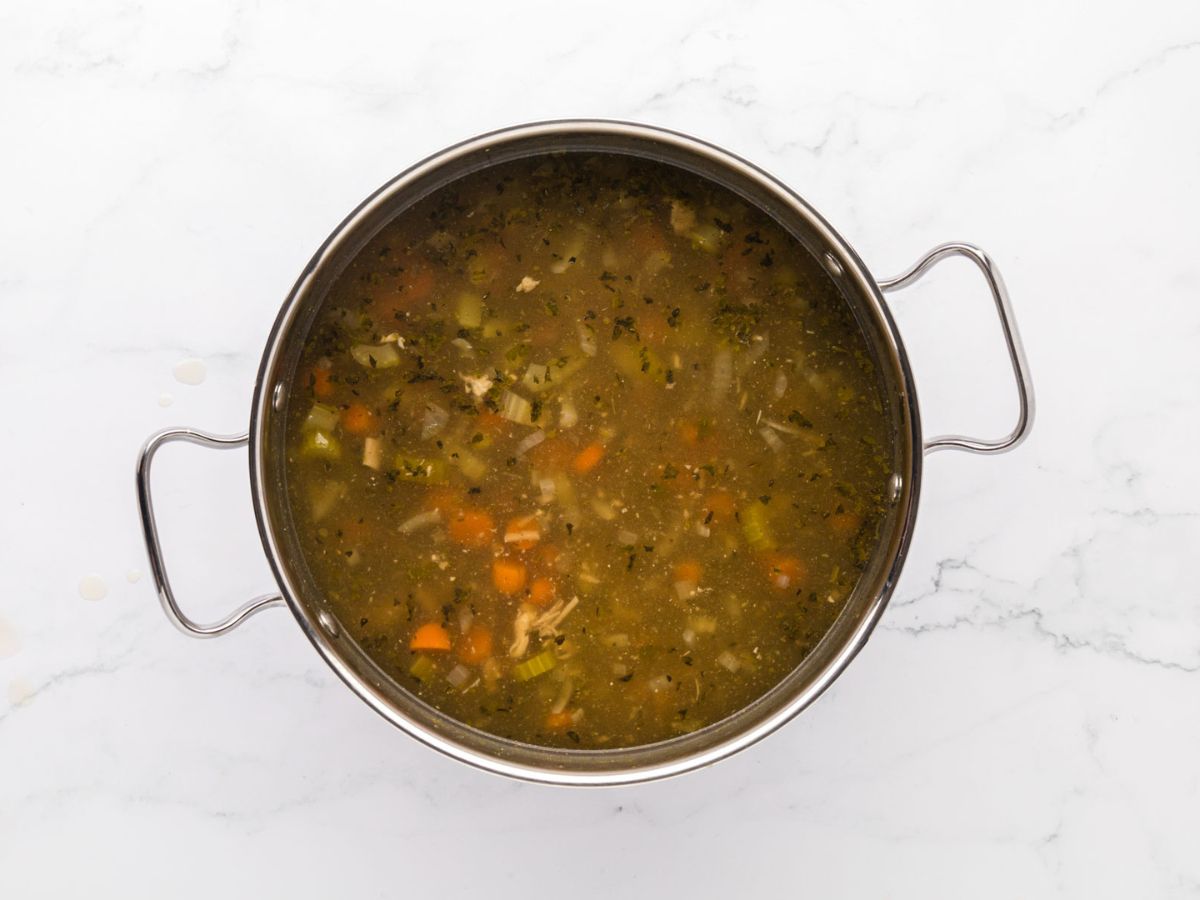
[513,647,558,682]
[740,502,775,551]
[302,430,341,460]
[409,654,436,682]
[456,292,484,328]
[689,222,724,254]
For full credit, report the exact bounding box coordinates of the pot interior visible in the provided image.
[251,122,920,784]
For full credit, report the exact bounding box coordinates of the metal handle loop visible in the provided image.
[879,242,1035,455]
[136,427,284,638]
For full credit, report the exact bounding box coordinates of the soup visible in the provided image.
[283,153,893,748]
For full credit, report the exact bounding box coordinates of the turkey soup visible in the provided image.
[284,152,893,748]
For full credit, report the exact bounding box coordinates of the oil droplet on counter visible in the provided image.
[173,358,207,386]
[7,678,33,706]
[79,574,108,602]
[158,392,174,407]
[0,615,19,659]
[126,568,143,583]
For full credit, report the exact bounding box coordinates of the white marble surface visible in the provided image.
[3,1,1199,896]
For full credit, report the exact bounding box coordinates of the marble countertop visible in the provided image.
[4,1,1199,896]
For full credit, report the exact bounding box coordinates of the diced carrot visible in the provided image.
[766,555,808,591]
[529,577,556,607]
[340,402,377,436]
[830,511,863,539]
[448,508,495,547]
[673,560,703,585]
[504,514,541,551]
[476,411,507,435]
[678,421,700,446]
[310,367,334,399]
[405,266,435,303]
[457,624,493,665]
[410,622,451,651]
[703,490,737,523]
[545,710,574,730]
[492,557,528,595]
[572,441,605,474]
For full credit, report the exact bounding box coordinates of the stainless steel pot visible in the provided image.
[136,120,1033,785]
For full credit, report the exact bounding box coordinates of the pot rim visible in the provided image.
[247,118,923,785]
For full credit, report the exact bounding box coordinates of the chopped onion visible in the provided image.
[612,662,629,677]
[577,323,598,357]
[712,348,733,397]
[602,633,630,648]
[458,608,474,634]
[309,481,345,522]
[522,363,549,392]
[362,436,383,470]
[446,664,471,688]
[773,370,788,399]
[674,579,698,601]
[455,449,488,481]
[689,615,717,634]
[716,651,741,673]
[682,628,696,647]
[304,403,339,432]
[760,427,784,452]
[498,389,533,425]
[736,334,770,373]
[763,417,802,435]
[515,276,540,293]
[450,337,474,356]
[514,429,545,457]
[537,477,556,504]
[559,396,578,429]
[351,342,401,369]
[421,402,449,440]
[694,521,711,538]
[590,496,617,521]
[399,508,442,534]
[617,529,638,547]
[550,679,573,714]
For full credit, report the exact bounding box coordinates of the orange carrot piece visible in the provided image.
[572,441,605,474]
[766,555,808,591]
[405,267,435,302]
[830,511,863,539]
[448,508,495,547]
[545,710,574,730]
[492,557,528,596]
[504,514,541,551]
[673,560,703,585]
[410,622,451,651]
[703,490,737,523]
[678,421,700,446]
[340,402,377,436]
[457,624,494,665]
[529,577,556,607]
[310,367,334,399]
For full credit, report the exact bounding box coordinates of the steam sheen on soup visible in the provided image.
[284,153,893,749]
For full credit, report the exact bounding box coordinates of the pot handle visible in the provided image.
[878,242,1034,455]
[136,427,285,638]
